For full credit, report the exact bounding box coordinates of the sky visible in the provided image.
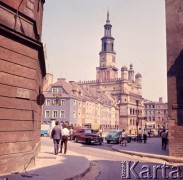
[42,0,167,102]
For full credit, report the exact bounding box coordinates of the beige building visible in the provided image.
[78,12,144,133]
[144,97,168,135]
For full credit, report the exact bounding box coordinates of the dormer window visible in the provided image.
[52,88,57,94]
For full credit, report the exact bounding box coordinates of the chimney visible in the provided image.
[57,78,66,81]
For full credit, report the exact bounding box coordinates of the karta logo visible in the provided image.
[121,161,183,179]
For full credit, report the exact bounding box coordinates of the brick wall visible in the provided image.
[166,0,183,157]
[0,1,45,173]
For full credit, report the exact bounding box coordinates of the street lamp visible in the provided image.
[136,100,139,141]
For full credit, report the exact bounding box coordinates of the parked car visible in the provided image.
[73,128,103,145]
[105,130,131,144]
[40,124,50,137]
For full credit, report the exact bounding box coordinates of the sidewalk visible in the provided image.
[3,145,90,180]
[112,137,183,164]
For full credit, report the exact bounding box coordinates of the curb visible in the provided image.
[65,160,90,180]
[112,145,183,164]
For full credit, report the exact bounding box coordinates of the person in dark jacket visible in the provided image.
[161,129,168,150]
[51,121,62,155]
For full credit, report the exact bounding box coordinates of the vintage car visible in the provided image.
[73,128,103,145]
[105,130,131,144]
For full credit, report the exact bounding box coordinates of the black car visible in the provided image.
[105,130,131,144]
[73,128,103,145]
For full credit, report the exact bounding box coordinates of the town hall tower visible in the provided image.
[96,11,118,81]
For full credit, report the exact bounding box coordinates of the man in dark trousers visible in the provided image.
[161,129,168,150]
[51,121,62,155]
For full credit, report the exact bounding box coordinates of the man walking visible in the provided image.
[60,124,70,154]
[161,129,168,150]
[51,121,62,155]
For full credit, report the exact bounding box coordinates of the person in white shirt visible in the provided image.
[60,124,70,154]
[119,129,127,146]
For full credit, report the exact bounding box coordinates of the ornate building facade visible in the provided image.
[78,12,144,134]
[144,97,168,135]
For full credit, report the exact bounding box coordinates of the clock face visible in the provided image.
[108,40,110,43]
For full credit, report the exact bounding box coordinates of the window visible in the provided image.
[52,110,58,118]
[73,112,76,118]
[52,88,57,94]
[104,42,106,51]
[45,110,50,118]
[46,99,51,106]
[73,100,76,106]
[53,99,57,105]
[130,109,132,115]
[58,88,63,93]
[61,99,66,106]
[60,111,65,118]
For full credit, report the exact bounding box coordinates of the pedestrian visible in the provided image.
[119,129,127,146]
[161,129,168,150]
[137,128,142,143]
[60,124,70,154]
[51,121,62,155]
[143,130,148,143]
[148,130,151,138]
[98,128,103,137]
[69,127,74,141]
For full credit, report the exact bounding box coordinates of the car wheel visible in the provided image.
[107,140,110,144]
[99,141,102,145]
[74,137,78,142]
[86,139,91,144]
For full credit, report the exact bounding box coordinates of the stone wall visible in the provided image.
[0,0,45,173]
[166,0,183,157]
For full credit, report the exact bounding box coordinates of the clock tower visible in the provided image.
[96,11,118,82]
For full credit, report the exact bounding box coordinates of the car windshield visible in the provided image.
[85,129,92,134]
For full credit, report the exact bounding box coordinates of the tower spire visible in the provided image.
[106,8,110,23]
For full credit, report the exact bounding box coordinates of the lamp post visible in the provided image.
[136,100,139,141]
